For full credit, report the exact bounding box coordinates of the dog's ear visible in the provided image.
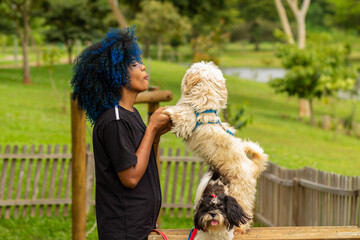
[194,206,206,232]
[182,70,202,95]
[225,196,251,229]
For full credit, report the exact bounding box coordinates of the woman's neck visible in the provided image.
[119,88,138,112]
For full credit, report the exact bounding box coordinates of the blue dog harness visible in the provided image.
[192,109,234,136]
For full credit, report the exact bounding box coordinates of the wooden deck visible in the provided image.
[148,226,360,239]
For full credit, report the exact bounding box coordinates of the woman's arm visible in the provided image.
[117,108,170,189]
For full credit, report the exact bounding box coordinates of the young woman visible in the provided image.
[71,27,171,240]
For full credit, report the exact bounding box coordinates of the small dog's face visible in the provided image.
[194,194,250,233]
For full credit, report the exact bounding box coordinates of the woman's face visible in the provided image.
[128,62,148,92]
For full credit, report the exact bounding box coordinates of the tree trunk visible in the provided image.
[254,41,260,51]
[309,98,316,125]
[299,98,310,119]
[144,40,150,58]
[14,34,19,66]
[274,0,295,44]
[107,0,128,28]
[297,13,306,49]
[286,0,311,50]
[67,43,73,64]
[285,0,311,118]
[22,0,31,85]
[1,35,6,54]
[157,36,163,61]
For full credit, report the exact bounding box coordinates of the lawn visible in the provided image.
[0,60,359,239]
[1,60,359,174]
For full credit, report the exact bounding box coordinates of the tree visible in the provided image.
[234,0,279,51]
[107,0,128,27]
[270,41,357,124]
[170,0,238,56]
[0,0,42,84]
[135,0,191,60]
[274,0,312,118]
[44,0,111,64]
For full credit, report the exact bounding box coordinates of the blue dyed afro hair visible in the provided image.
[71,26,142,124]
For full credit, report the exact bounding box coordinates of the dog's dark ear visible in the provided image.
[194,207,206,232]
[225,196,251,229]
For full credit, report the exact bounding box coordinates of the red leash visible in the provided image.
[152,229,168,240]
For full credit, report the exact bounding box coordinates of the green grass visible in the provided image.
[0,60,359,238]
[0,60,359,173]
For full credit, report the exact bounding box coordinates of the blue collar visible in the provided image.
[192,109,234,136]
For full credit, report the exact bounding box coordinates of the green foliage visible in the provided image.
[192,20,229,64]
[270,42,357,101]
[44,0,111,62]
[135,1,191,51]
[42,46,63,68]
[170,0,238,37]
[229,0,278,48]
[223,103,252,130]
[328,0,360,34]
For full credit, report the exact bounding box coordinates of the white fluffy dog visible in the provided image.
[164,61,268,233]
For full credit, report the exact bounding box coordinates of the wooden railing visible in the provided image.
[256,162,360,227]
[0,144,359,228]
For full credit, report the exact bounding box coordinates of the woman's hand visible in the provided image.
[148,107,172,136]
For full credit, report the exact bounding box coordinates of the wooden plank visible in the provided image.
[63,149,71,217]
[178,158,188,218]
[186,162,196,218]
[39,145,52,217]
[0,153,72,159]
[55,145,66,216]
[4,145,18,219]
[0,145,11,218]
[85,151,95,214]
[14,145,27,218]
[31,145,43,217]
[22,145,35,217]
[163,149,172,210]
[350,176,358,225]
[0,198,71,206]
[147,227,360,239]
[47,145,59,216]
[160,156,201,163]
[170,149,180,218]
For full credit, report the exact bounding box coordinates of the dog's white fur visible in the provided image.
[164,61,268,233]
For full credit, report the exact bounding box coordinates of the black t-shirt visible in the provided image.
[93,106,162,240]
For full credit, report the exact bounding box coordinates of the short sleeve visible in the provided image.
[103,120,138,172]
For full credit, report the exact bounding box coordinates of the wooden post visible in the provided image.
[293,177,300,226]
[71,94,86,240]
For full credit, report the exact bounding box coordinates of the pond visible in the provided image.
[222,67,360,100]
[222,67,286,83]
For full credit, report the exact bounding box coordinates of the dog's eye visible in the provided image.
[219,205,224,210]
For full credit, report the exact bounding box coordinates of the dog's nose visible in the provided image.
[210,213,216,218]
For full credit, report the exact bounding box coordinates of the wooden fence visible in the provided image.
[256,162,360,227]
[0,145,359,228]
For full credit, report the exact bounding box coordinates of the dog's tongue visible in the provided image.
[211,220,219,226]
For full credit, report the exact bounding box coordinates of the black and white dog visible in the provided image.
[193,170,250,240]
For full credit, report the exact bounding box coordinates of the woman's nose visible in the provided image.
[141,64,146,71]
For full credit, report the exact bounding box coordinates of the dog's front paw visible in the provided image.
[234,224,250,234]
[163,107,174,116]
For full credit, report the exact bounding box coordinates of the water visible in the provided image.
[222,67,286,83]
[222,67,360,101]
